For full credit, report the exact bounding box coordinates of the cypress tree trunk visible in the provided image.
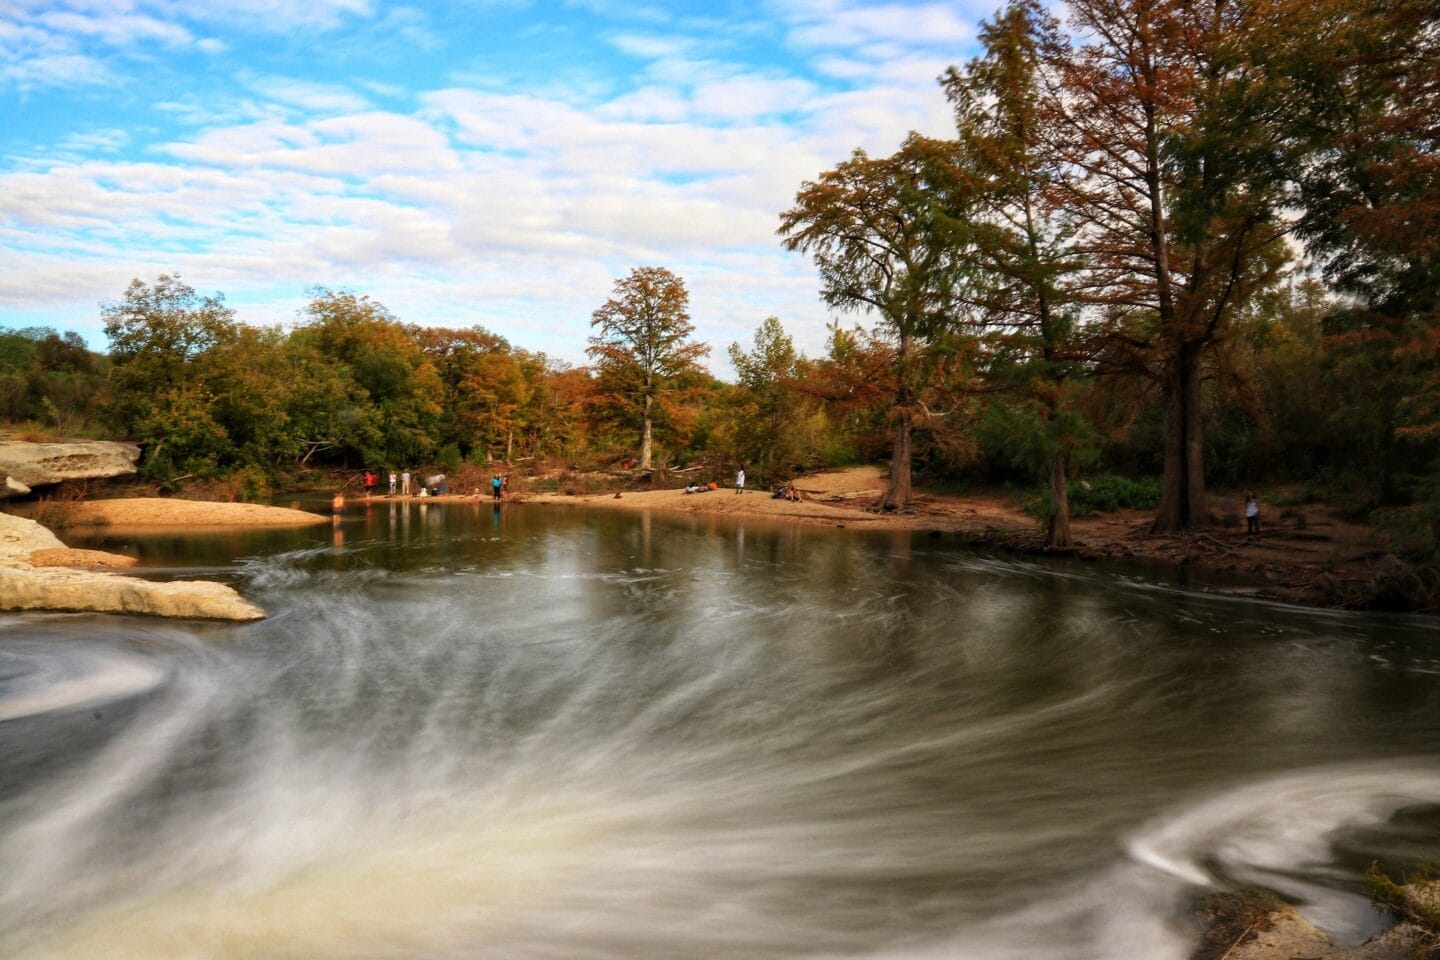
[878,332,914,510]
[1151,345,1208,533]
[640,393,653,471]
[880,407,913,509]
[1048,449,1072,548]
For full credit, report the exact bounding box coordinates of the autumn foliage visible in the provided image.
[1,0,1435,553]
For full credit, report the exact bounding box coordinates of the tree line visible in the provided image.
[0,0,1434,552]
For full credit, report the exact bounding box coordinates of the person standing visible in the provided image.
[363,471,377,498]
[492,474,502,502]
[1245,492,1260,535]
[388,471,397,496]
[401,470,411,496]
[736,466,745,495]
[502,474,510,501]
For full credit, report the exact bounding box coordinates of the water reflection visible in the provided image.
[1,505,1438,959]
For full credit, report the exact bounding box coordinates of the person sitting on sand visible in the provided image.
[772,485,786,499]
[785,481,800,502]
[685,484,700,494]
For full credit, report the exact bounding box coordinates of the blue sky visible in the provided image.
[1,0,988,372]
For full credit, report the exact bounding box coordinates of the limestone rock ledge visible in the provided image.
[0,513,264,622]
[0,440,141,498]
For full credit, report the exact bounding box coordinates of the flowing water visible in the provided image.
[2,501,1438,959]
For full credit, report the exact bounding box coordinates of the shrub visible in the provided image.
[1068,475,1163,516]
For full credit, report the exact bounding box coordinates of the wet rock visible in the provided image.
[0,441,141,499]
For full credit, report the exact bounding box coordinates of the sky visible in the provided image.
[1,0,990,375]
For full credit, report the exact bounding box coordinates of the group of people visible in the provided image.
[351,469,447,504]
[342,467,525,509]
[360,469,424,497]
[681,469,801,501]
[772,481,800,502]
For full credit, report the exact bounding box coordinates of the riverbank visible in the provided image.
[525,466,1436,613]
[4,473,1431,612]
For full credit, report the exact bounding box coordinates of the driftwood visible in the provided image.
[1196,533,1245,558]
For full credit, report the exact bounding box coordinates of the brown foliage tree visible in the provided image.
[587,267,709,471]
[1048,0,1293,532]
[779,136,971,508]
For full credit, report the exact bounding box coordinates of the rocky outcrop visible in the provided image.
[0,513,264,622]
[1195,884,1437,960]
[0,440,141,498]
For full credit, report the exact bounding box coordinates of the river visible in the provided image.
[2,500,1438,959]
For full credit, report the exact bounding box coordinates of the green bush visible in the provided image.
[1068,475,1162,517]
[233,464,271,503]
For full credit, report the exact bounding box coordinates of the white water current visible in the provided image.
[2,503,1437,958]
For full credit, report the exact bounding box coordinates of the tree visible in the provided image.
[416,326,530,461]
[295,290,443,466]
[586,267,709,471]
[101,274,238,435]
[1282,0,1439,540]
[942,0,1085,546]
[196,325,306,469]
[1047,0,1294,532]
[779,135,970,508]
[725,316,822,480]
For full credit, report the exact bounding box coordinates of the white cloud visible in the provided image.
[34,9,193,47]
[608,32,695,59]
[56,128,131,153]
[152,0,376,32]
[690,74,816,121]
[0,52,112,91]
[244,75,373,115]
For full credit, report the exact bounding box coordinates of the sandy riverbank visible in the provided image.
[63,498,331,527]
